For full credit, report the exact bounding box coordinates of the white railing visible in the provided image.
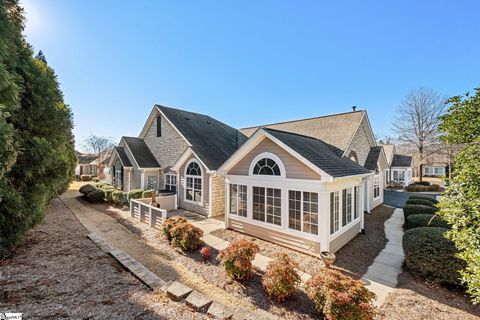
[130,197,174,230]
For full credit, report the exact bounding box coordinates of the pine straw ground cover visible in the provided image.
[0,198,205,320]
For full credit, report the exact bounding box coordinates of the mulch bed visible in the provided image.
[212,205,394,279]
[0,198,206,320]
[379,272,480,320]
[90,199,320,319]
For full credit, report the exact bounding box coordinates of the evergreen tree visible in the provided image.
[438,88,480,304]
[0,0,76,253]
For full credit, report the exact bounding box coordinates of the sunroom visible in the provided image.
[218,128,372,256]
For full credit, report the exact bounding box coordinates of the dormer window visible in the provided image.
[253,158,280,176]
[156,116,162,137]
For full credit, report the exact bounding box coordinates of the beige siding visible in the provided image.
[229,137,321,180]
[178,155,209,216]
[228,218,321,256]
[210,175,225,217]
[329,221,361,252]
[144,170,160,190]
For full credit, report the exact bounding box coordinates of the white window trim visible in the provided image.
[287,190,319,235]
[184,159,203,205]
[329,186,361,241]
[373,174,380,199]
[252,186,282,226]
[248,152,286,178]
[164,172,177,191]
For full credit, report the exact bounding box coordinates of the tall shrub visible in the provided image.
[218,240,259,281]
[438,88,480,303]
[262,253,301,302]
[0,1,76,253]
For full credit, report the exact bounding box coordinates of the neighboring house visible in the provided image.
[219,109,387,255]
[383,144,413,187]
[97,149,113,181]
[423,164,447,177]
[75,152,98,178]
[108,105,246,217]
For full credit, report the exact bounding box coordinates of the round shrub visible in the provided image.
[111,190,124,205]
[79,184,96,195]
[218,240,259,281]
[200,246,212,261]
[403,227,465,286]
[405,198,437,207]
[142,189,156,198]
[162,217,187,242]
[306,268,376,320]
[408,194,439,204]
[415,181,431,186]
[403,204,438,218]
[103,189,114,203]
[262,253,301,302]
[405,214,450,230]
[86,189,105,203]
[168,221,203,251]
[128,189,144,201]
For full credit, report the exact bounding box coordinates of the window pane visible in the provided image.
[230,184,238,215]
[303,192,318,235]
[253,187,265,222]
[289,191,301,231]
[238,185,247,217]
[346,188,352,224]
[266,188,281,226]
[342,189,347,226]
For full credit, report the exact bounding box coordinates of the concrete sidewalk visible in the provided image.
[362,208,405,306]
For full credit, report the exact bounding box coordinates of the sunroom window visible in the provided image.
[230,184,247,217]
[289,190,319,235]
[253,186,281,225]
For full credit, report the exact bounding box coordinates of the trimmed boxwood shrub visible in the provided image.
[403,204,438,218]
[86,189,105,203]
[128,189,144,201]
[415,181,431,186]
[142,189,156,198]
[405,214,450,230]
[79,184,96,195]
[408,194,439,204]
[112,190,124,205]
[405,184,440,192]
[104,189,114,203]
[405,198,437,207]
[403,227,465,286]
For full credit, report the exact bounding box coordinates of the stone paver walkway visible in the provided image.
[362,208,405,306]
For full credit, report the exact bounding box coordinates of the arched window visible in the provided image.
[185,160,202,203]
[186,161,201,176]
[253,158,281,176]
[348,151,359,164]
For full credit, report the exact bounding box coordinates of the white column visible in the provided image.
[319,191,330,253]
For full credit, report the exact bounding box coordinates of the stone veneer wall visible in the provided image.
[210,175,225,217]
[345,117,373,167]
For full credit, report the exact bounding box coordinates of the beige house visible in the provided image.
[110,105,387,254]
[383,144,413,187]
[219,109,388,255]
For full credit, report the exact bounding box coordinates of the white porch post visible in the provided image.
[360,180,365,230]
[140,169,145,189]
[224,179,229,229]
[320,191,330,252]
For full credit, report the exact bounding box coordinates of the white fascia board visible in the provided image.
[171,147,211,173]
[331,171,374,182]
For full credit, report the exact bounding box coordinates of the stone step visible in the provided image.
[207,301,233,320]
[185,290,213,312]
[166,281,193,301]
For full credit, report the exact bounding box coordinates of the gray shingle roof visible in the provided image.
[265,128,370,178]
[114,147,132,167]
[122,137,160,168]
[241,110,365,152]
[158,105,247,170]
[364,146,382,170]
[392,154,412,167]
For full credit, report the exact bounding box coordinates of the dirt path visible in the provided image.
[61,185,258,316]
[0,197,205,319]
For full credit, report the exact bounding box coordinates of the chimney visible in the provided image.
[352,106,357,111]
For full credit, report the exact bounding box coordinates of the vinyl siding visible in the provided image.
[329,221,361,252]
[228,218,321,256]
[229,137,321,180]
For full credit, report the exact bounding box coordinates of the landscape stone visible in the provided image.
[207,301,233,320]
[166,281,193,301]
[185,290,213,312]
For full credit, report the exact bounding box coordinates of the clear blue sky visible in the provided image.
[22,0,480,151]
